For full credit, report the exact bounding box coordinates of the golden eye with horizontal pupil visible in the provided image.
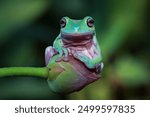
[60,18,66,28]
[87,17,94,27]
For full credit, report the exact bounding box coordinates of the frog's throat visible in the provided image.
[61,32,94,47]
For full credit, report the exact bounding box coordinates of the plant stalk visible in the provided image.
[0,67,49,79]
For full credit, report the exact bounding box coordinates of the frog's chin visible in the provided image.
[61,32,94,47]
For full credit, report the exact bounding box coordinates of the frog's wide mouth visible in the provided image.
[61,32,94,47]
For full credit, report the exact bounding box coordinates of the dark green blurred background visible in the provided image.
[0,0,149,99]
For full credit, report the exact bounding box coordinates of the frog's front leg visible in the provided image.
[53,37,69,62]
[73,50,95,68]
[73,50,103,73]
[54,48,68,62]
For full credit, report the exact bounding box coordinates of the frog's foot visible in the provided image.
[56,55,69,62]
[63,56,69,62]
[55,48,69,62]
[55,56,63,62]
[45,46,57,65]
[62,48,69,62]
[56,56,69,62]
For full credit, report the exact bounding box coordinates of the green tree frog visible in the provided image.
[45,16,104,94]
[45,16,103,72]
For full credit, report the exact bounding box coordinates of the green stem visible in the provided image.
[0,67,49,79]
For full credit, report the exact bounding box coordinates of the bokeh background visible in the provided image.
[0,0,149,99]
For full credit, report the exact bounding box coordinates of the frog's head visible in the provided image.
[60,16,96,46]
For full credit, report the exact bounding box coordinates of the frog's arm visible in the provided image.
[93,35,103,64]
[73,51,95,68]
[73,36,103,72]
[92,36,104,71]
[53,35,69,62]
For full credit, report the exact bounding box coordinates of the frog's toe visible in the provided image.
[63,56,69,62]
[55,57,63,62]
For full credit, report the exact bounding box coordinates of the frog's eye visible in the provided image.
[87,17,94,27]
[60,18,66,28]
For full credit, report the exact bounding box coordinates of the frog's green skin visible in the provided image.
[45,16,103,72]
